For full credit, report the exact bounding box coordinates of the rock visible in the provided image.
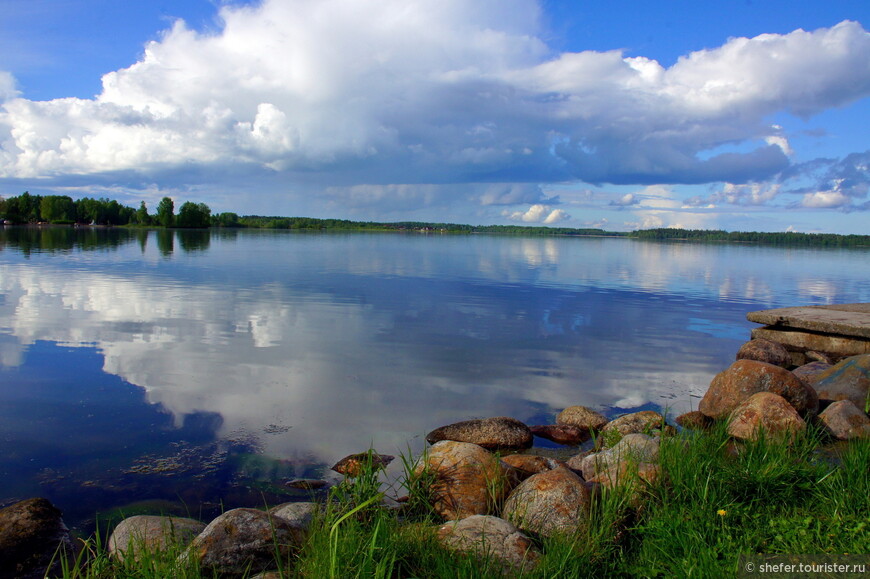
[182,508,304,576]
[529,424,589,445]
[588,462,661,489]
[0,498,72,579]
[414,441,513,520]
[108,515,205,563]
[792,361,832,387]
[601,411,666,440]
[726,392,806,442]
[331,452,394,477]
[425,417,533,451]
[579,434,660,480]
[817,400,870,440]
[813,355,870,409]
[500,455,566,480]
[699,360,818,420]
[268,502,320,532]
[806,351,834,365]
[564,450,595,473]
[675,411,713,430]
[555,406,608,431]
[437,515,540,572]
[284,478,329,490]
[736,338,791,367]
[502,467,591,537]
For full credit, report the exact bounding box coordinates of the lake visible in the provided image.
[1,227,868,531]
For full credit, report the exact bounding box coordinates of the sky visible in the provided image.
[0,0,868,233]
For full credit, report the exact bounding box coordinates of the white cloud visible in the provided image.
[0,2,868,217]
[801,190,851,208]
[0,71,18,101]
[504,203,569,224]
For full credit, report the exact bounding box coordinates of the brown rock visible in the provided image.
[413,441,512,520]
[736,339,791,367]
[500,455,566,479]
[502,467,591,537]
[726,392,806,442]
[675,410,713,430]
[817,400,870,440]
[331,452,394,477]
[792,361,832,387]
[588,462,661,489]
[0,498,72,579]
[181,508,304,576]
[813,355,870,409]
[805,351,834,364]
[284,478,329,490]
[529,424,590,445]
[699,360,818,419]
[425,417,533,451]
[601,411,665,439]
[437,515,540,571]
[579,434,660,480]
[555,406,608,430]
[109,515,205,563]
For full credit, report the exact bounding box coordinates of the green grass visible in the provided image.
[55,427,870,578]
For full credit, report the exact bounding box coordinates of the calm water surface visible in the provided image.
[1,227,868,530]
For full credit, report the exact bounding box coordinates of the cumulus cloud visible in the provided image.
[0,1,868,216]
[504,204,569,224]
[0,71,18,101]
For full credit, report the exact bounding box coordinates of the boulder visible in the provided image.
[601,411,665,439]
[502,467,591,537]
[675,410,713,430]
[500,455,566,480]
[0,498,72,579]
[284,478,329,490]
[425,417,533,451]
[437,515,540,571]
[792,361,832,388]
[736,339,791,367]
[108,515,205,563]
[588,462,661,490]
[268,502,320,532]
[699,360,818,420]
[817,400,870,440]
[331,452,394,477]
[181,508,304,576]
[726,392,806,442]
[555,406,608,431]
[529,424,589,445]
[579,434,660,480]
[414,441,512,520]
[813,355,870,409]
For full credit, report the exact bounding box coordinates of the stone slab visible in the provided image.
[746,304,870,339]
[751,327,870,357]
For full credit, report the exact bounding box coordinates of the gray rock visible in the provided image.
[601,411,666,439]
[814,355,870,409]
[555,406,608,430]
[726,392,806,442]
[736,338,791,367]
[268,502,319,532]
[181,508,304,576]
[0,498,72,579]
[109,515,205,563]
[502,467,591,537]
[579,434,660,480]
[818,400,870,440]
[792,361,831,387]
[426,417,533,451]
[437,515,540,572]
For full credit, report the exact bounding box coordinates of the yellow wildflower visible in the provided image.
[717,509,727,517]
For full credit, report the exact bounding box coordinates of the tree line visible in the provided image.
[627,228,870,248]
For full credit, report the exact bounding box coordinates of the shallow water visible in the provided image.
[1,227,868,530]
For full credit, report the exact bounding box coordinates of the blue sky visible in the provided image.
[1,0,868,233]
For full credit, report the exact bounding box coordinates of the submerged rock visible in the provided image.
[414,441,513,521]
[425,417,533,451]
[817,400,870,440]
[502,467,591,537]
[109,515,205,563]
[813,355,870,409]
[331,452,394,477]
[699,360,818,420]
[0,498,72,579]
[736,339,791,368]
[726,392,806,442]
[437,515,540,572]
[555,406,608,431]
[284,478,329,490]
[529,424,589,445]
